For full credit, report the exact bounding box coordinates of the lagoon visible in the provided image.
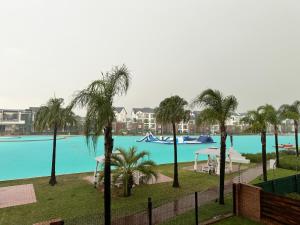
[0,135,296,181]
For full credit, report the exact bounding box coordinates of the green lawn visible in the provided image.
[0,162,243,225]
[214,216,261,225]
[160,195,233,225]
[251,168,297,184]
[159,195,262,225]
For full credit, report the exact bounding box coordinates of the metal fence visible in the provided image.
[57,190,232,225]
[256,174,300,195]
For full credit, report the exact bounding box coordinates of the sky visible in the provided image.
[0,0,300,115]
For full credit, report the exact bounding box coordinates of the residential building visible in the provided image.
[131,108,156,133]
[112,107,128,134]
[0,107,39,135]
[114,107,127,123]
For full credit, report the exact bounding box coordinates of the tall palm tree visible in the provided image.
[263,104,283,167]
[280,101,300,157]
[192,89,238,205]
[154,95,190,188]
[241,107,268,181]
[105,147,157,197]
[34,98,77,186]
[71,65,130,225]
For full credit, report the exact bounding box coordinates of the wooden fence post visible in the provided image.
[233,183,237,215]
[148,197,152,225]
[195,192,199,225]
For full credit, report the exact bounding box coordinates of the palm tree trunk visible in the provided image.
[49,124,57,186]
[104,125,113,225]
[124,176,129,197]
[294,120,299,157]
[274,126,280,167]
[172,122,179,188]
[219,124,227,205]
[261,131,267,181]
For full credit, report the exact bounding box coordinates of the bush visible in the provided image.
[242,152,277,163]
[278,154,300,171]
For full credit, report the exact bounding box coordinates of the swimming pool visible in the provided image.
[0,135,297,181]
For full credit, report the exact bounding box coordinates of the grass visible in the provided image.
[160,195,261,225]
[278,154,300,171]
[251,168,297,184]
[0,161,244,225]
[243,150,300,171]
[214,216,261,225]
[242,152,277,163]
[160,195,233,225]
[286,192,300,200]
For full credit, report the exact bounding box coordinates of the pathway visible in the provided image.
[0,184,36,209]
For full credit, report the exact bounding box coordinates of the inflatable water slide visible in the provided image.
[137,132,215,144]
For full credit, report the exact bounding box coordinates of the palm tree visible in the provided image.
[71,65,130,225]
[241,107,268,181]
[192,89,238,205]
[154,95,190,188]
[263,104,283,167]
[34,98,77,186]
[280,101,300,157]
[106,147,157,197]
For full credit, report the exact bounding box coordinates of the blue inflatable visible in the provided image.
[137,133,215,144]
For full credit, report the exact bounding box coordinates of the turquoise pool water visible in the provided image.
[0,135,297,181]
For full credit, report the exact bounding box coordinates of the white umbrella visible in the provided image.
[227,148,250,164]
[194,147,219,156]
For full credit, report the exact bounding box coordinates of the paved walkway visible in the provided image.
[0,184,36,209]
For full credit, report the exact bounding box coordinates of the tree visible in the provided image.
[154,95,190,188]
[280,101,300,157]
[71,65,130,225]
[192,89,238,204]
[105,147,157,197]
[263,104,283,167]
[34,98,77,186]
[241,107,268,181]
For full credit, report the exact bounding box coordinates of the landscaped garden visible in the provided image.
[1,148,298,225]
[0,162,243,225]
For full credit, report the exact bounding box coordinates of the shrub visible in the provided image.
[278,154,300,171]
[242,152,277,163]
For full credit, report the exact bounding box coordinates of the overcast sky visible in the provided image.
[1,0,299,115]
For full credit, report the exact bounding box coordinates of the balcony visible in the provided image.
[0,118,25,125]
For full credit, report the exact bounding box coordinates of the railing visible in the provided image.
[36,190,232,225]
[256,174,300,195]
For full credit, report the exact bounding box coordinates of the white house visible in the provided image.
[178,121,189,133]
[0,108,38,134]
[226,112,245,126]
[131,108,156,131]
[114,107,127,123]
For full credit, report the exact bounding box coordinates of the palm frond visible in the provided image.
[279,102,300,121]
[110,146,157,190]
[34,98,77,132]
[71,65,131,150]
[241,108,268,133]
[192,89,238,126]
[155,95,189,124]
[196,108,219,126]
